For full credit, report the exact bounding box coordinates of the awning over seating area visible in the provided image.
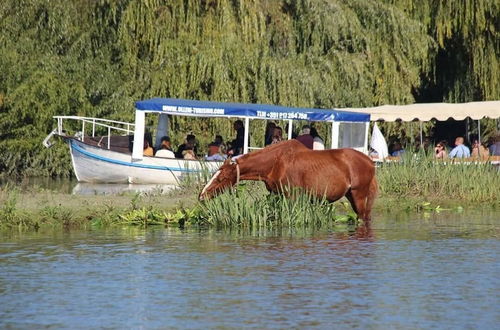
[136,98,370,122]
[341,101,500,121]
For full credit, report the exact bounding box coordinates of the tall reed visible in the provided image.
[376,152,499,204]
[195,183,357,229]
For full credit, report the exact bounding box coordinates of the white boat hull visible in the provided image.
[68,139,221,184]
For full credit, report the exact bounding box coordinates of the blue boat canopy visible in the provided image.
[135,98,369,122]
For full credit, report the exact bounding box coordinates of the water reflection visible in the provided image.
[0,211,498,328]
[0,177,76,194]
[72,183,176,195]
[0,177,176,195]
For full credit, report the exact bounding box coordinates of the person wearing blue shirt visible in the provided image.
[390,142,405,157]
[449,137,470,158]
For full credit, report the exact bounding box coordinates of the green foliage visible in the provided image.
[0,0,498,177]
[193,183,359,228]
[376,152,500,204]
[383,0,499,101]
[0,188,41,229]
[116,207,168,227]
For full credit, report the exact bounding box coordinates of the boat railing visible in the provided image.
[53,116,135,150]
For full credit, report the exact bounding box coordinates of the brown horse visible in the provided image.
[199,140,378,221]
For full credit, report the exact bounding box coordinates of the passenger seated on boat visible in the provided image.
[205,143,227,161]
[155,138,175,158]
[471,139,490,160]
[488,133,500,156]
[434,140,448,159]
[182,148,196,160]
[295,125,313,149]
[144,132,154,152]
[271,126,283,144]
[311,127,325,150]
[143,140,154,157]
[227,120,244,156]
[265,122,276,146]
[176,134,197,158]
[213,135,225,147]
[449,137,470,159]
[419,136,432,154]
[157,136,173,151]
[390,142,405,157]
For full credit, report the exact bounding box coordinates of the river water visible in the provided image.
[0,209,498,329]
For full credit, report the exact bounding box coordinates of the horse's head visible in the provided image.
[199,158,239,201]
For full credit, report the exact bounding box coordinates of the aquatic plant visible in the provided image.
[194,183,358,229]
[116,207,168,227]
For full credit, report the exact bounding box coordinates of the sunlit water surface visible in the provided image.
[1,210,499,329]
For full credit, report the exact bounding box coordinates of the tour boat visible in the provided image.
[43,98,370,184]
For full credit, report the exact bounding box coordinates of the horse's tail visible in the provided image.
[365,176,378,220]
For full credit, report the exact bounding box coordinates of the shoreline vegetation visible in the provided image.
[1,157,498,231]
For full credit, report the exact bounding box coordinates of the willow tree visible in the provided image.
[379,0,500,143]
[383,0,499,102]
[0,0,131,176]
[0,0,496,177]
[115,0,434,148]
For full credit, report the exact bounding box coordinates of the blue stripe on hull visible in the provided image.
[70,140,199,173]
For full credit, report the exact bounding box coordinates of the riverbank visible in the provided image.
[1,180,498,231]
[0,184,196,230]
[1,157,498,230]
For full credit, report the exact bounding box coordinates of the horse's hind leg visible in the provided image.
[345,190,359,217]
[364,177,378,221]
[346,188,371,221]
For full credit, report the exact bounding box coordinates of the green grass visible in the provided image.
[192,183,359,229]
[376,152,500,204]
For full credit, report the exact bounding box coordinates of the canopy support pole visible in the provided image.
[331,122,340,149]
[287,120,293,140]
[363,122,369,153]
[478,119,481,143]
[155,113,169,149]
[419,121,423,147]
[132,110,145,161]
[410,122,413,146]
[243,117,250,154]
[465,118,470,143]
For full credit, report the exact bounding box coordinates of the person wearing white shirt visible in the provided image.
[310,127,325,150]
[155,146,175,158]
[155,136,175,158]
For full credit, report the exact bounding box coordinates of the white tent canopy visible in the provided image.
[340,101,500,122]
